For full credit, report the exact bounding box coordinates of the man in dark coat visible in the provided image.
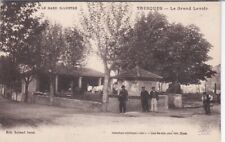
[118,85,128,113]
[140,86,150,112]
[202,92,213,114]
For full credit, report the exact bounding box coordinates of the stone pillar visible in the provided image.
[205,81,207,92]
[55,75,59,93]
[98,78,102,86]
[22,80,25,94]
[173,94,183,108]
[78,77,82,89]
[49,75,54,105]
[71,79,74,95]
[164,95,169,109]
[158,82,161,92]
[214,83,217,94]
[136,80,140,94]
[36,77,40,92]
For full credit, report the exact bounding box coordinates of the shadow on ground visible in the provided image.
[0,115,49,128]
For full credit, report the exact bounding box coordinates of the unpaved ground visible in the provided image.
[0,96,221,142]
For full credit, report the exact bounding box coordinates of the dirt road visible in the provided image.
[0,96,220,142]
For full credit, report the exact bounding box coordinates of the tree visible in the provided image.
[79,3,131,105]
[0,2,47,101]
[0,2,44,62]
[39,23,65,103]
[155,24,215,84]
[62,27,88,67]
[117,12,169,71]
[118,12,215,93]
[40,23,87,103]
[157,23,215,93]
[0,56,20,91]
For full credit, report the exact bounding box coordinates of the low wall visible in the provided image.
[107,95,168,113]
[168,94,183,108]
[32,95,102,112]
[33,95,50,105]
[52,97,102,112]
[31,95,169,113]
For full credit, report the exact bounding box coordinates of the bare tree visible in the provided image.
[79,3,131,106]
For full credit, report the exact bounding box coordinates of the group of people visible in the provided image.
[117,85,159,113]
[117,85,214,115]
[141,86,159,112]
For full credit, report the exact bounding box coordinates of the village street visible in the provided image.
[0,96,220,142]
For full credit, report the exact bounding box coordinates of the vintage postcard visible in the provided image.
[0,1,221,142]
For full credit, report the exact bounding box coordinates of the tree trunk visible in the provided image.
[49,75,54,105]
[167,81,182,94]
[24,82,29,102]
[15,92,18,102]
[102,69,110,111]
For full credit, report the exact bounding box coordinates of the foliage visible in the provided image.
[0,56,20,88]
[39,23,65,72]
[39,22,87,102]
[0,2,46,67]
[0,2,87,101]
[40,23,87,71]
[79,2,132,103]
[62,27,87,67]
[118,12,215,85]
[0,1,47,85]
[118,12,169,70]
[0,2,47,101]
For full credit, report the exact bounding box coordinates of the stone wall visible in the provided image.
[107,95,168,113]
[168,94,183,108]
[32,95,50,105]
[32,95,102,112]
[52,97,102,112]
[31,95,169,113]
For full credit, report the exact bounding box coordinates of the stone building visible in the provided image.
[21,65,104,98]
[111,66,163,96]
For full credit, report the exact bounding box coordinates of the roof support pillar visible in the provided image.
[78,77,82,89]
[55,75,59,93]
[71,79,74,95]
[98,78,102,86]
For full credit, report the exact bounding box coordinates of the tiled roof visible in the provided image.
[43,65,104,78]
[112,67,162,81]
[76,68,104,77]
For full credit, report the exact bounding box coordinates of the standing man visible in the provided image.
[140,86,150,112]
[118,85,128,113]
[202,92,213,114]
[150,87,159,112]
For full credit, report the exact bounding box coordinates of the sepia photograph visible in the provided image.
[0,1,221,142]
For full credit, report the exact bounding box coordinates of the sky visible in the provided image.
[38,2,221,72]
